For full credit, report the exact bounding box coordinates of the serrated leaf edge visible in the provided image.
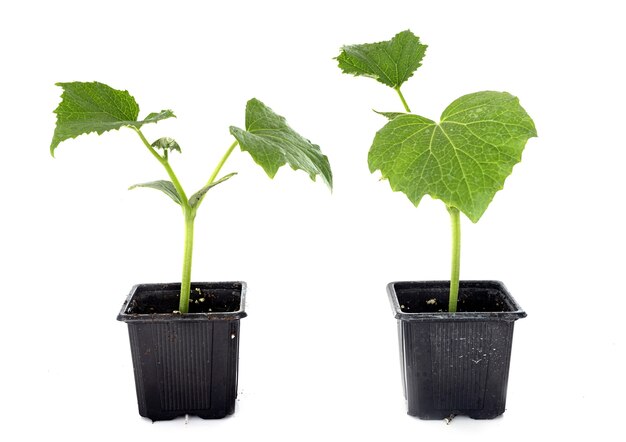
[335,30,427,89]
[368,93,537,223]
[50,82,176,156]
[229,98,333,190]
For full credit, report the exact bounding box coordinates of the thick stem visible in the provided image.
[179,211,195,313]
[395,86,411,113]
[447,206,461,313]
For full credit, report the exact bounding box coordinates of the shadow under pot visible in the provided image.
[388,280,526,420]
[117,281,247,421]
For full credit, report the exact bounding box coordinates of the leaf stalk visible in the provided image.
[132,127,189,206]
[207,140,239,186]
[395,87,411,113]
[193,140,239,210]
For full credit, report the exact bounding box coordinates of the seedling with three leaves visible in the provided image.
[336,30,536,312]
[50,82,332,313]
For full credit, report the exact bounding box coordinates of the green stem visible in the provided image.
[179,211,195,313]
[447,206,461,313]
[132,126,197,313]
[130,131,239,313]
[132,127,189,204]
[391,88,461,312]
[207,140,239,185]
[395,86,411,113]
[193,140,239,210]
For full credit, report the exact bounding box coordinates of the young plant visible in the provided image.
[51,82,332,313]
[336,30,536,312]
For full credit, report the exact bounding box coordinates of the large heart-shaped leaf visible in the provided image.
[369,91,537,222]
[229,99,333,190]
[336,30,427,89]
[50,81,174,155]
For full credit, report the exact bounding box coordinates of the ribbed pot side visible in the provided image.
[118,282,247,421]
[388,281,525,419]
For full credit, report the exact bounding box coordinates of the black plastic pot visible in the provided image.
[388,281,525,420]
[117,281,247,421]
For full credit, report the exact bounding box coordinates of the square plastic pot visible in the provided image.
[388,281,525,419]
[117,281,247,421]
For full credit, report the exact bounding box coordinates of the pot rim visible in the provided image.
[387,280,526,322]
[117,281,247,323]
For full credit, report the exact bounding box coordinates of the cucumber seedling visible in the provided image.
[336,30,536,312]
[51,82,332,313]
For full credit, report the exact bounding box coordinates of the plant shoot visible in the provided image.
[51,82,332,313]
[337,30,536,312]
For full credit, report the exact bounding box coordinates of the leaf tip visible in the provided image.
[246,97,264,109]
[319,169,334,193]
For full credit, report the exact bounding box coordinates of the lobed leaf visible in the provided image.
[151,137,181,153]
[336,30,427,89]
[369,91,537,222]
[229,99,333,190]
[50,82,174,155]
[128,180,182,206]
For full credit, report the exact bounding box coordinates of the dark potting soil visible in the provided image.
[124,282,243,315]
[394,281,516,314]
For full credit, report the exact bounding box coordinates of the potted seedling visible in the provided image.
[336,30,536,419]
[50,82,332,420]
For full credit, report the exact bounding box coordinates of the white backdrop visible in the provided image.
[1,0,623,440]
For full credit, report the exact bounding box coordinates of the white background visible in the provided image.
[1,0,624,440]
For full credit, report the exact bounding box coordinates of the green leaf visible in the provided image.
[229,99,333,190]
[189,173,237,208]
[368,91,537,222]
[50,82,138,155]
[128,180,182,206]
[151,137,181,153]
[374,110,406,120]
[50,82,175,156]
[336,30,427,89]
[142,110,176,125]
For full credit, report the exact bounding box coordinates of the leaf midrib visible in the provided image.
[437,124,477,209]
[66,87,136,123]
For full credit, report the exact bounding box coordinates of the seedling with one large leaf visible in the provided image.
[337,30,536,312]
[51,82,332,313]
